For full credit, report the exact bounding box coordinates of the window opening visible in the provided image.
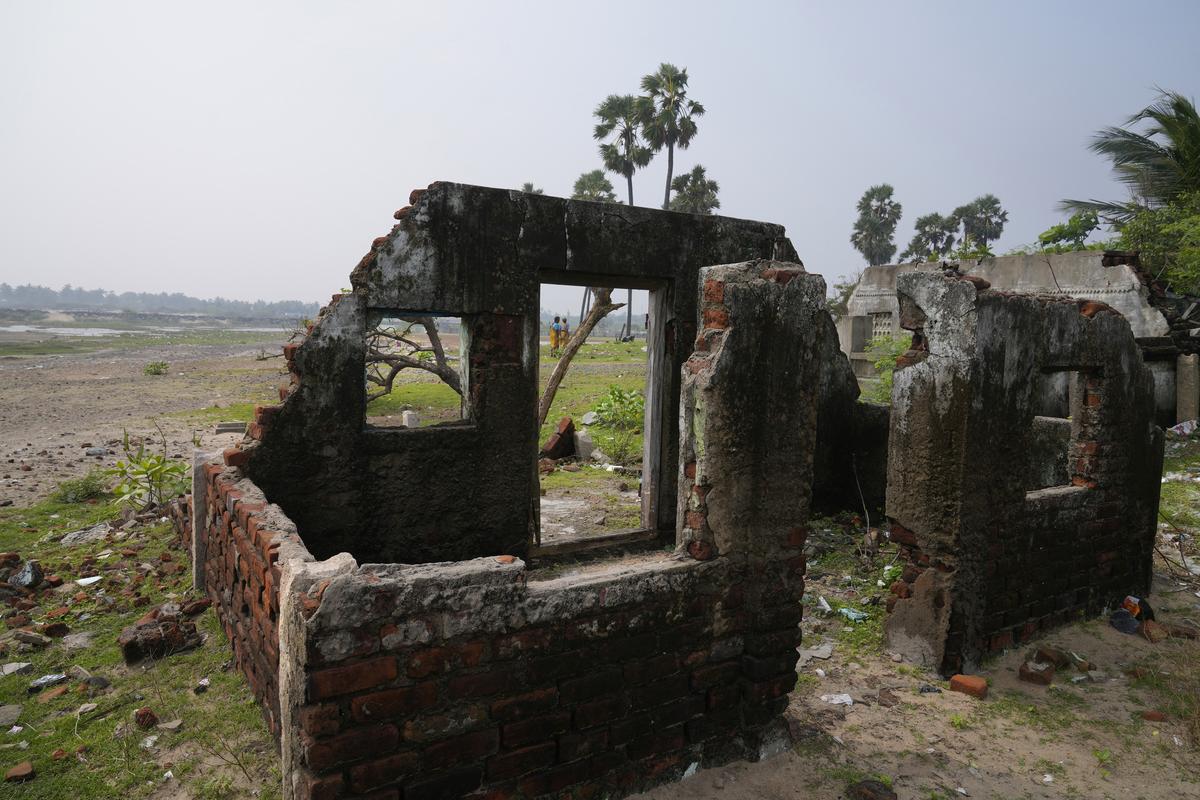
[870,311,892,341]
[1026,369,1085,493]
[363,312,467,429]
[535,283,653,550]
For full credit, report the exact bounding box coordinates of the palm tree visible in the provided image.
[669,165,720,214]
[952,195,1008,249]
[850,184,903,266]
[593,95,652,206]
[519,182,544,194]
[900,212,958,262]
[638,64,705,209]
[1062,89,1200,224]
[571,170,618,203]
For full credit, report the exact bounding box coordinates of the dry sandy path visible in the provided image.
[0,340,283,505]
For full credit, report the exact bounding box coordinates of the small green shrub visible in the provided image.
[864,334,913,404]
[51,470,110,503]
[593,386,645,465]
[143,360,169,376]
[594,386,645,430]
[105,429,188,510]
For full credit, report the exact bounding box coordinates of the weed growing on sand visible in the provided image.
[50,469,110,503]
[143,360,169,376]
[106,426,188,510]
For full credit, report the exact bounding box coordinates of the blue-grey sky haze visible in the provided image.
[2,1,1198,315]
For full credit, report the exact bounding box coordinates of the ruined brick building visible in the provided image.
[172,182,1164,800]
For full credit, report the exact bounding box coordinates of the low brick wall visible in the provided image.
[280,554,801,800]
[181,459,317,736]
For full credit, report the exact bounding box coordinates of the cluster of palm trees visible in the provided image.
[849,185,1009,266]
[591,64,718,214]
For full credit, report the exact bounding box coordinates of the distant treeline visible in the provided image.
[0,283,320,317]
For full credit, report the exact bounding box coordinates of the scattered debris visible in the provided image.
[1032,647,1071,669]
[949,674,988,699]
[1019,661,1055,686]
[59,523,112,546]
[8,560,42,589]
[26,673,67,694]
[117,603,203,664]
[797,641,834,667]
[1168,419,1198,436]
[1109,608,1140,635]
[820,693,854,706]
[193,677,210,694]
[156,718,183,732]
[75,576,102,587]
[134,707,158,729]
[1139,619,1169,643]
[918,684,942,694]
[12,631,50,648]
[4,760,33,783]
[846,779,898,799]
[839,607,869,623]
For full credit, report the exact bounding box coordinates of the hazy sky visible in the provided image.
[3,1,1198,315]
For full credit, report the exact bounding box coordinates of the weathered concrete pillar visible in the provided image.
[1176,353,1198,422]
[676,259,832,758]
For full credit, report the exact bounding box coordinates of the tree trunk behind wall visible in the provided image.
[537,288,624,429]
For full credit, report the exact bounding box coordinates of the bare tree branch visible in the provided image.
[365,316,462,401]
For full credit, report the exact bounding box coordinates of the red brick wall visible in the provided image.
[187,462,312,736]
[287,559,801,800]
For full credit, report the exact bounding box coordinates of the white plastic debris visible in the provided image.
[76,576,102,587]
[815,668,826,678]
[817,596,833,614]
[820,693,854,706]
[1042,774,1054,784]
[1168,419,1197,435]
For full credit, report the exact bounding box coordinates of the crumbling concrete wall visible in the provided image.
[884,272,1164,675]
[227,182,797,565]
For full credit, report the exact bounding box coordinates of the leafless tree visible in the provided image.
[365,317,461,402]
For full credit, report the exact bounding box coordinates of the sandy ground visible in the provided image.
[0,340,284,506]
[636,571,1200,800]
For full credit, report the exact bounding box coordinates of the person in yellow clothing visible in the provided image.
[550,316,562,354]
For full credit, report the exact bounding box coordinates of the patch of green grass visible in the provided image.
[0,499,278,799]
[49,471,111,504]
[0,329,284,358]
[821,764,893,790]
[982,688,1085,732]
[537,342,647,446]
[540,467,615,492]
[173,402,259,425]
[368,377,463,425]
